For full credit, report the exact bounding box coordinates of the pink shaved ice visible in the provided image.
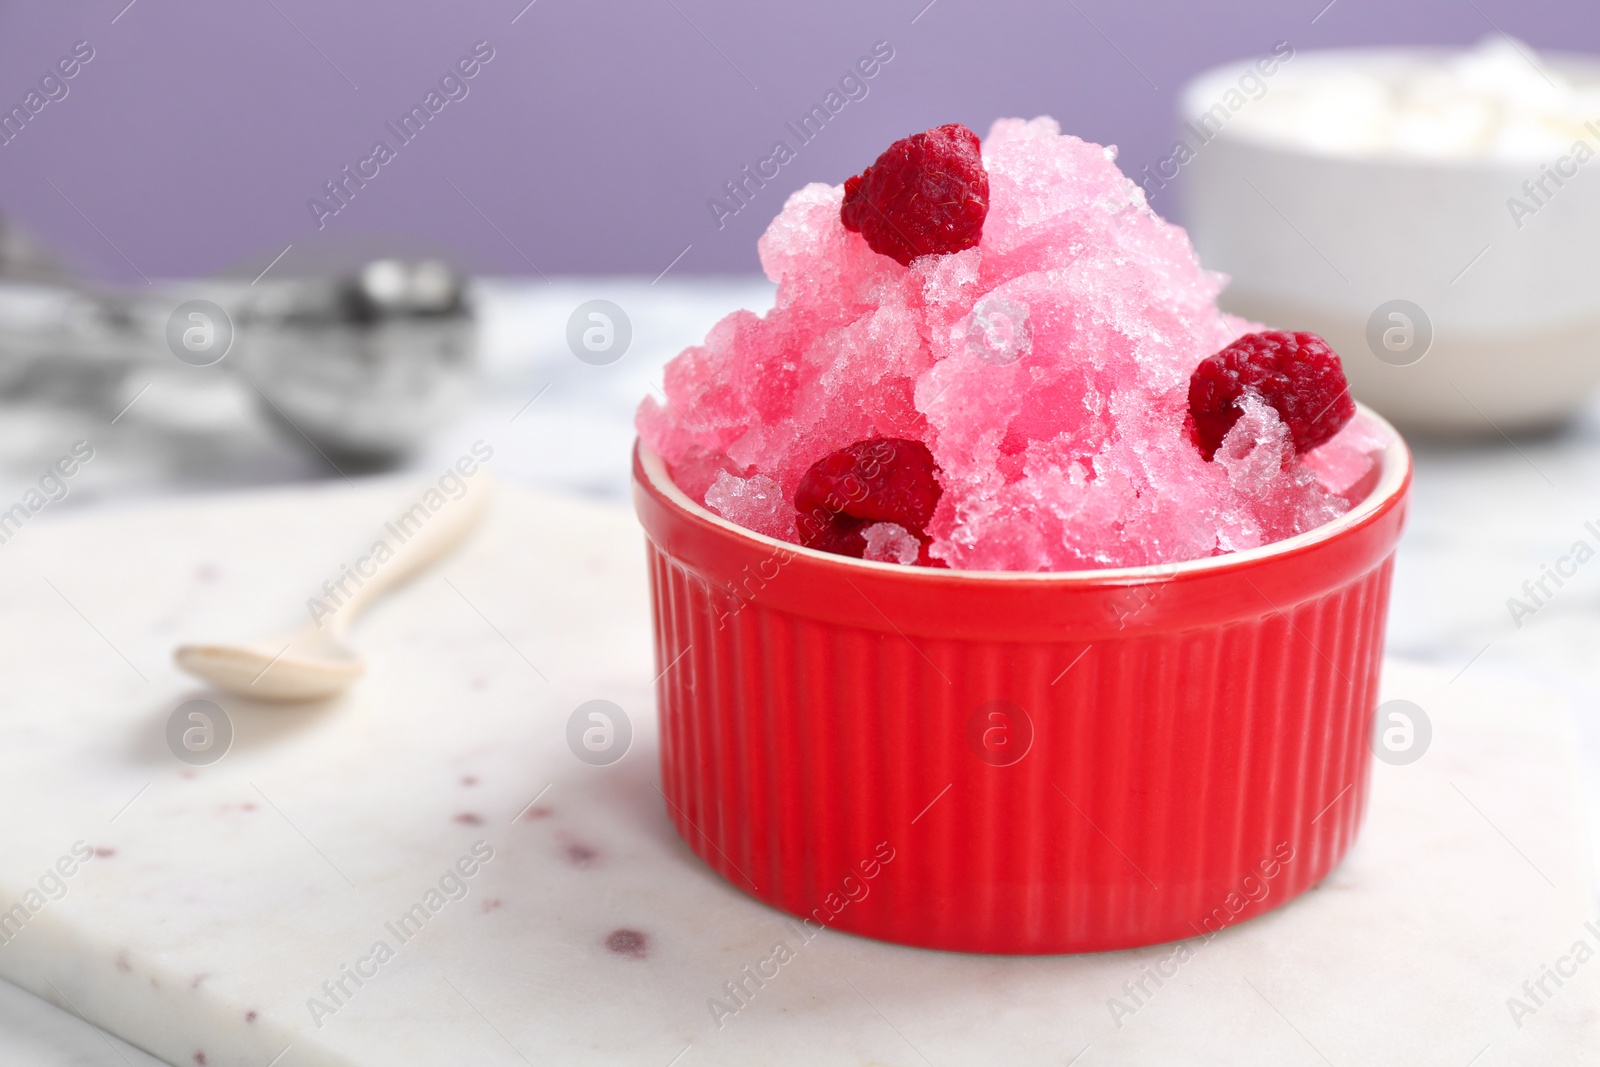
[637,117,1384,571]
[862,522,922,565]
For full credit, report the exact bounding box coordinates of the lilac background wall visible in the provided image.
[0,0,1594,281]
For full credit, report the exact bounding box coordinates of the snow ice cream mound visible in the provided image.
[637,117,1386,571]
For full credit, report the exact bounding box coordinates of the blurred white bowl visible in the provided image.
[1180,46,1600,434]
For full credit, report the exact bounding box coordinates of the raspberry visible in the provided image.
[800,511,870,558]
[794,438,943,560]
[840,124,989,267]
[1188,331,1356,461]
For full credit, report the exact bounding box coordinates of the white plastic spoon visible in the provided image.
[174,472,494,701]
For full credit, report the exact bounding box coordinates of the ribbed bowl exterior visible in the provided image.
[633,431,1410,955]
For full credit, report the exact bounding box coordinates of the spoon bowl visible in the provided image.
[175,628,364,701]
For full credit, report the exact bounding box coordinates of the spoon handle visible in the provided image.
[325,472,495,631]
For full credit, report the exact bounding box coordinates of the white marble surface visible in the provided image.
[0,477,1595,1066]
[2,277,1600,1060]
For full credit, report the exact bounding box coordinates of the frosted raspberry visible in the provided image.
[840,124,989,267]
[1188,331,1356,461]
[794,438,942,559]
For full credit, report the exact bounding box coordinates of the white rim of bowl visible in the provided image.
[1179,46,1600,171]
[639,402,1411,584]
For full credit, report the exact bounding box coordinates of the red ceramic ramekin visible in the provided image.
[632,408,1410,955]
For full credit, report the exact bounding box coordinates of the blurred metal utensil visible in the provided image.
[0,215,481,469]
[233,257,477,468]
[0,213,75,287]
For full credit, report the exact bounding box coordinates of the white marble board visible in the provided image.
[0,477,1594,1066]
